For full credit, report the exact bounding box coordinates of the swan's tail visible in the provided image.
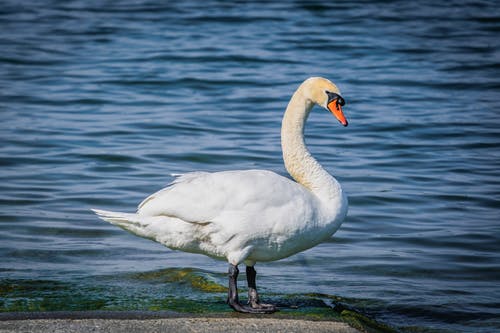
[91,209,157,240]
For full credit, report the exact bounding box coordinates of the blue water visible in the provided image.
[1,0,499,331]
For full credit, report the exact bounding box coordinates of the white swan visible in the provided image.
[93,77,349,313]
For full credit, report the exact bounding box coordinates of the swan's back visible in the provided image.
[138,170,318,227]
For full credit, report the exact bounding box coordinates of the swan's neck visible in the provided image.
[281,88,340,202]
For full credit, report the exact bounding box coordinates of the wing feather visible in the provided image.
[136,170,317,229]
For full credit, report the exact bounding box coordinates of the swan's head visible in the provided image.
[303,77,348,127]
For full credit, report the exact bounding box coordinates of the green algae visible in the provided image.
[340,309,398,333]
[131,268,227,293]
[0,270,399,333]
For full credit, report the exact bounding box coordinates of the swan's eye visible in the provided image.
[326,91,345,106]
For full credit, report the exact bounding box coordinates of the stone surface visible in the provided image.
[0,317,361,333]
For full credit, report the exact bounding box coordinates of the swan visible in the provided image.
[92,77,349,314]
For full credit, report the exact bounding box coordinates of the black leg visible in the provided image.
[226,264,276,314]
[246,266,277,312]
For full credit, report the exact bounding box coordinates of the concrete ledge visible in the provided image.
[0,318,360,333]
[0,312,361,333]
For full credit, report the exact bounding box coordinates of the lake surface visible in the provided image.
[1,1,499,331]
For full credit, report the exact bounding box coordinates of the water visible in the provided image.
[1,0,499,331]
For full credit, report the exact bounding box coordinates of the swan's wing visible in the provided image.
[137,169,317,226]
[137,171,209,211]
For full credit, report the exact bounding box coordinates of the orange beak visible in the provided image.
[327,99,348,127]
